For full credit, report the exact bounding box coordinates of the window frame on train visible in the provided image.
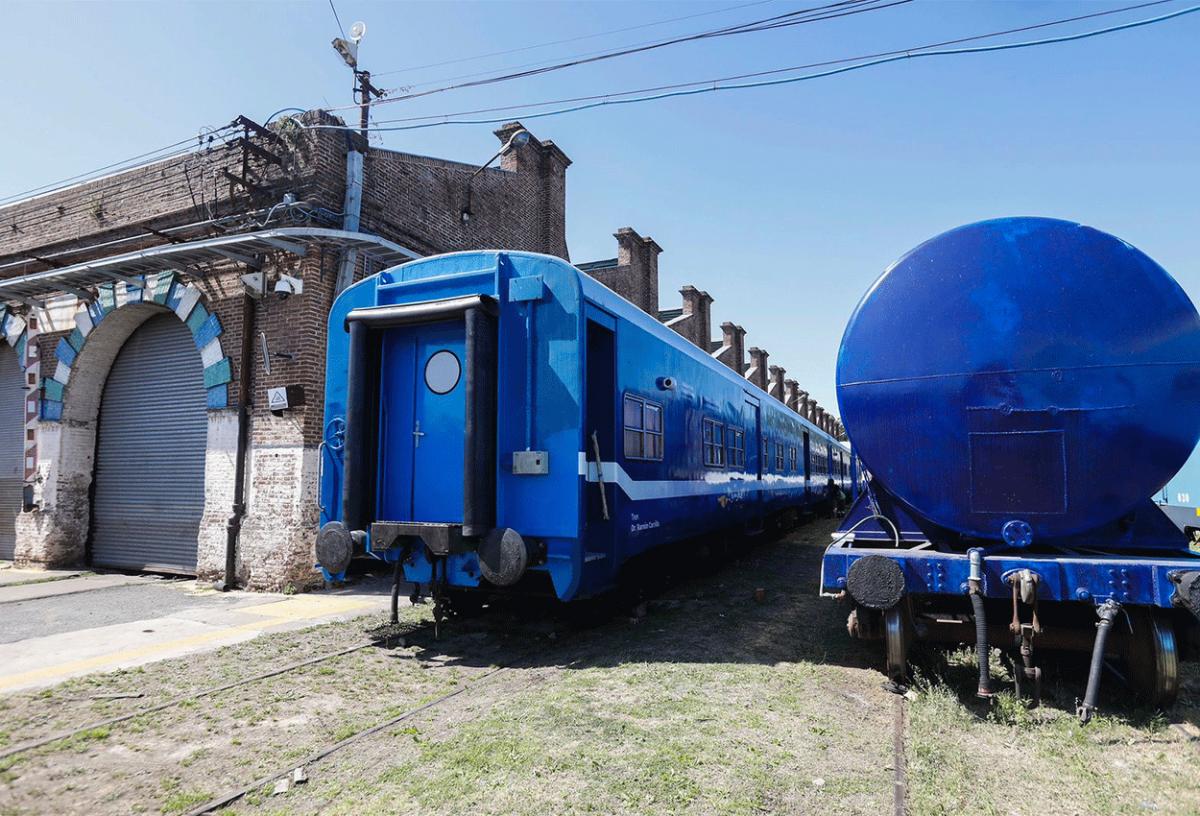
[703,418,726,468]
[622,393,665,462]
[727,427,746,469]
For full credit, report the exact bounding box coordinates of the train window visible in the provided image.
[763,439,770,470]
[727,428,745,469]
[703,418,725,467]
[623,394,664,461]
[790,446,798,471]
[424,350,461,394]
[775,442,784,471]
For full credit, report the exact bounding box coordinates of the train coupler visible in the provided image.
[1007,570,1042,707]
[1012,624,1042,708]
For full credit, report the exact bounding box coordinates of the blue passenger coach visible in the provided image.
[316,250,849,603]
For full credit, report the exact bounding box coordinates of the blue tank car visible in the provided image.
[316,250,850,612]
[822,217,1200,719]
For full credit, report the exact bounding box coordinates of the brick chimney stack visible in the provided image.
[614,227,662,315]
[677,286,713,351]
[745,347,769,391]
[815,405,826,430]
[495,121,571,260]
[715,322,746,373]
[797,390,810,420]
[783,379,800,412]
[768,365,786,402]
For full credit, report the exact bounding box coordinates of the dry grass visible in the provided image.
[1,521,1197,816]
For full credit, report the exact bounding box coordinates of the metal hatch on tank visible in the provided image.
[822,217,1200,720]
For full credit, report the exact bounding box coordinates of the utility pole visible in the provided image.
[355,70,385,141]
[331,21,377,294]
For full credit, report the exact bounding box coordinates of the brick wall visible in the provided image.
[0,111,571,589]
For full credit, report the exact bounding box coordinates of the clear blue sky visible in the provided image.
[4,0,1200,497]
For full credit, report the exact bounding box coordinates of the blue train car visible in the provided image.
[316,250,849,605]
[821,217,1200,719]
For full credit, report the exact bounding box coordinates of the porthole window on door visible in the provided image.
[424,350,461,394]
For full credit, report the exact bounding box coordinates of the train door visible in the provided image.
[584,312,618,573]
[377,321,467,522]
[743,398,763,534]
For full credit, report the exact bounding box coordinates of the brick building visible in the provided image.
[0,112,569,589]
[0,110,844,590]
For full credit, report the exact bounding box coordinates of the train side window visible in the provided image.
[763,438,770,470]
[727,428,745,469]
[623,394,664,461]
[790,446,798,472]
[703,418,726,467]
[774,442,784,471]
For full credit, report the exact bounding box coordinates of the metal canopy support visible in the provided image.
[0,227,420,306]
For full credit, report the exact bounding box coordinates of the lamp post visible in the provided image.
[461,129,531,224]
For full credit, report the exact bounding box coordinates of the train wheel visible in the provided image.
[884,604,911,689]
[1126,608,1179,708]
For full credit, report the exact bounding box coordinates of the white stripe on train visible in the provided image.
[576,452,829,501]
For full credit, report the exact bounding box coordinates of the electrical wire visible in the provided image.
[373,0,777,77]
[328,0,347,39]
[321,0,910,112]
[300,2,1200,134]
[386,0,908,103]
[357,0,1180,127]
[378,3,824,92]
[0,126,236,208]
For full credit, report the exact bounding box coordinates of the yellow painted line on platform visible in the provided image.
[237,594,375,620]
[0,595,377,693]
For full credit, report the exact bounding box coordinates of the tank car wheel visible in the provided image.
[1126,608,1179,708]
[884,604,912,689]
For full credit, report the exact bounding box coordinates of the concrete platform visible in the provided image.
[0,565,83,587]
[0,575,395,693]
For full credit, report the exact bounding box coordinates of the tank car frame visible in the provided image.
[317,250,850,608]
[822,491,1200,717]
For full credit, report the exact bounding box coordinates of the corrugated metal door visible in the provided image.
[0,346,23,560]
[91,314,207,572]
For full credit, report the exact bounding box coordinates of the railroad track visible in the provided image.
[183,661,517,815]
[0,618,431,762]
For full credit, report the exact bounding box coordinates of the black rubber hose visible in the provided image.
[970,589,992,698]
[1078,601,1120,723]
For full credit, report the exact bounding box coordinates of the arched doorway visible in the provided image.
[91,313,208,572]
[0,344,23,560]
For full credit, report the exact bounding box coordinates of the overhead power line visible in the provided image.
[0,128,234,208]
[322,0,911,114]
[373,0,777,77]
[359,0,1182,128]
[300,2,1200,134]
[327,0,347,39]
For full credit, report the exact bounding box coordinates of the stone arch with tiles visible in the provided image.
[15,272,239,571]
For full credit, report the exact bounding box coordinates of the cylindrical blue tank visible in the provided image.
[837,217,1200,543]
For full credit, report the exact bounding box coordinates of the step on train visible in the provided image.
[822,217,1200,719]
[315,250,851,612]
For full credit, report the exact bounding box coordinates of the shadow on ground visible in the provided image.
[382,515,1199,731]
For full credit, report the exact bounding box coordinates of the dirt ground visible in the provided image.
[0,518,1196,816]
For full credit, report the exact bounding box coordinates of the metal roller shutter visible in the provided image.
[0,346,23,560]
[91,313,207,573]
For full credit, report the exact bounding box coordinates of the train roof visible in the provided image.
[371,249,847,451]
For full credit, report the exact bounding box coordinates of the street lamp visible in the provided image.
[461,129,532,224]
